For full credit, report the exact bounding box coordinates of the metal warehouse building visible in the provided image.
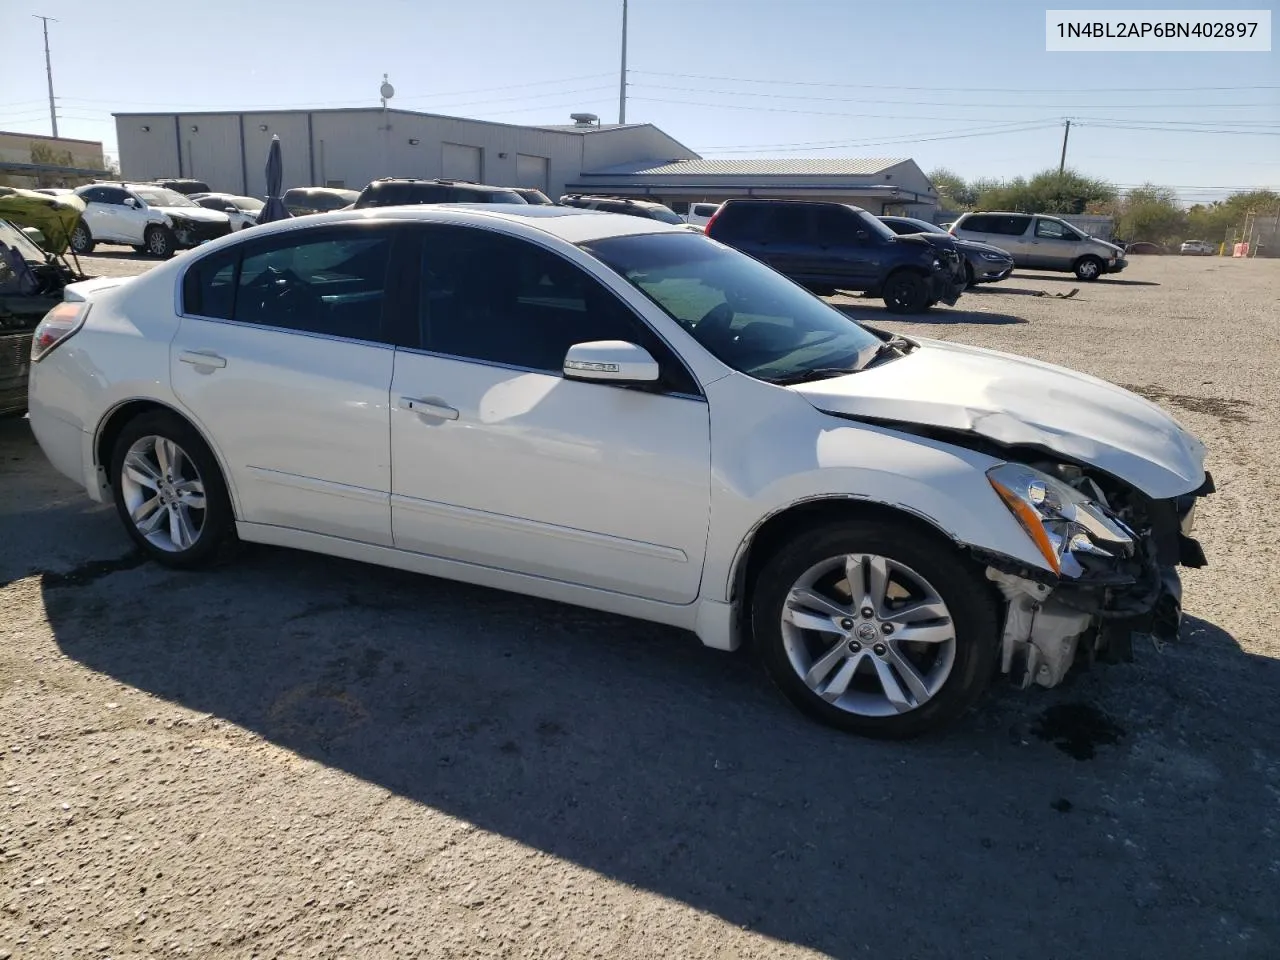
[114,108,937,216]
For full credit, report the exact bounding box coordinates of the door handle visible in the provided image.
[178,350,227,369]
[399,396,459,420]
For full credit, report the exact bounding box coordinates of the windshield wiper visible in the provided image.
[769,367,859,385]
[862,336,914,369]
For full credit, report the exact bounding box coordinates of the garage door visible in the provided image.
[441,143,482,182]
[515,154,549,192]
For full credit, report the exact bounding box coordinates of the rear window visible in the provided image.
[706,202,771,240]
[358,183,450,207]
[963,214,1030,236]
[452,187,525,204]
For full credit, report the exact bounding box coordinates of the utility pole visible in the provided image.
[33,15,59,137]
[619,0,628,124]
[1058,118,1071,174]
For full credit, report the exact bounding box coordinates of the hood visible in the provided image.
[790,338,1205,498]
[952,237,1013,260]
[156,205,228,223]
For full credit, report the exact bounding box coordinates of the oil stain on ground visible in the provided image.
[1121,383,1254,425]
[1032,703,1125,760]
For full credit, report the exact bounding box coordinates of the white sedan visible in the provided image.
[26,205,1212,737]
[193,193,263,231]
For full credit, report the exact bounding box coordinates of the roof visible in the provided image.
[192,204,688,249]
[582,157,910,177]
[534,123,648,133]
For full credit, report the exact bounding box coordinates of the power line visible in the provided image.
[632,68,1280,94]
[632,81,1280,110]
[702,122,1062,154]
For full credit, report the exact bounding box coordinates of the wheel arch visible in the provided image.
[94,398,240,516]
[728,495,981,621]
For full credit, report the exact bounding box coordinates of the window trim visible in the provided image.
[397,221,706,400]
[175,220,409,348]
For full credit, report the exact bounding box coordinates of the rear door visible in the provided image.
[754,204,812,280]
[171,222,404,544]
[81,187,132,242]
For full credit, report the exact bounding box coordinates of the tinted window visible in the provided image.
[707,202,771,240]
[359,183,449,207]
[813,206,856,245]
[585,232,882,384]
[994,215,1031,236]
[416,225,696,393]
[197,197,225,211]
[184,229,392,341]
[959,214,994,233]
[669,201,690,215]
[691,204,719,218]
[99,188,130,205]
[1035,218,1078,240]
[79,187,111,204]
[182,246,240,320]
[881,218,914,235]
[764,205,808,242]
[644,206,685,225]
[452,187,525,204]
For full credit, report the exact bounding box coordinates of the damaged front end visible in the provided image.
[980,460,1212,689]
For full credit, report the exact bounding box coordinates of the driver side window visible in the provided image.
[1034,218,1075,240]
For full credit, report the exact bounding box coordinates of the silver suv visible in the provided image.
[949,212,1126,281]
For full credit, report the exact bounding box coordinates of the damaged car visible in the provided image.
[24,208,1209,738]
[70,183,231,258]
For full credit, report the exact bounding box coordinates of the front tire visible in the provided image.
[144,224,176,259]
[751,520,1000,738]
[109,411,234,568]
[69,220,95,255]
[882,271,929,313]
[964,262,976,288]
[1074,256,1104,281]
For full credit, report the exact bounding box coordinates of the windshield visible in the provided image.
[583,232,882,383]
[134,188,197,208]
[645,206,686,225]
[230,197,263,211]
[891,217,947,236]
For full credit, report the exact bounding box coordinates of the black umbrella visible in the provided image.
[257,135,290,225]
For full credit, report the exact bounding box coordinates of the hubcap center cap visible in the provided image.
[855,622,879,642]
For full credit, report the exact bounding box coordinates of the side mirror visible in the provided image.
[124,198,139,208]
[563,340,659,384]
[224,206,237,214]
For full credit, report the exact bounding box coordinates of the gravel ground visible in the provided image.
[2,252,1278,959]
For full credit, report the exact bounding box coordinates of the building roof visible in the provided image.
[534,123,648,133]
[582,157,910,177]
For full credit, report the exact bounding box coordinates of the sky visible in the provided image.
[2,0,1276,203]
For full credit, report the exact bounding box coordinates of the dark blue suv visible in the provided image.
[706,200,965,313]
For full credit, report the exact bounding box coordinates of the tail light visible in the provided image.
[703,208,722,235]
[31,301,89,362]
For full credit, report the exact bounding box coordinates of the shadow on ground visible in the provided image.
[833,301,1028,325]
[36,538,1280,959]
[1016,271,1160,287]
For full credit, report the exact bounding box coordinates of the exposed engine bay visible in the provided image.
[979,457,1212,689]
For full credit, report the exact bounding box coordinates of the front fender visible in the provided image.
[701,376,1052,604]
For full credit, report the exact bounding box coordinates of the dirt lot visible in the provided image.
[2,251,1279,959]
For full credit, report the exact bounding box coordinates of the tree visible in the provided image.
[927,167,976,209]
[29,141,76,188]
[976,168,1115,215]
[1187,189,1280,243]
[1114,183,1185,245]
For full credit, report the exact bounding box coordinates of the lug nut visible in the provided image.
[840,618,854,630]
[873,643,887,656]
[848,640,861,652]
[881,623,894,635]
[860,606,875,619]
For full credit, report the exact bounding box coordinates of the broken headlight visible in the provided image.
[987,463,1135,577]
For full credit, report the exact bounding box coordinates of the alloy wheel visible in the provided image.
[147,229,170,257]
[780,553,956,717]
[119,435,207,552]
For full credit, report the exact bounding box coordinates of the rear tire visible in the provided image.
[751,519,1000,738]
[109,410,234,569]
[1074,256,1104,281]
[882,271,929,313]
[69,221,95,255]
[964,262,976,288]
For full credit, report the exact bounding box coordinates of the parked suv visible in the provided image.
[70,183,231,258]
[148,178,211,196]
[353,178,526,209]
[880,216,1014,287]
[1180,239,1215,256]
[559,195,687,225]
[949,212,1126,281]
[706,200,964,313]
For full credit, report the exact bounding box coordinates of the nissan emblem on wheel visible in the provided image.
[26,204,1210,738]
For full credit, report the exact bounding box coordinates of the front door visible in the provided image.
[79,186,130,243]
[171,223,402,544]
[809,204,878,289]
[1029,217,1082,269]
[389,223,711,604]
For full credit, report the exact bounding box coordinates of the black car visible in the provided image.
[282,187,360,217]
[559,194,687,225]
[352,179,526,209]
[706,200,964,313]
[512,188,555,205]
[880,216,1014,287]
[148,178,211,196]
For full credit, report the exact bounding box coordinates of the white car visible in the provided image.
[192,193,263,231]
[70,183,232,258]
[685,202,721,229]
[26,205,1212,738]
[1180,239,1216,256]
